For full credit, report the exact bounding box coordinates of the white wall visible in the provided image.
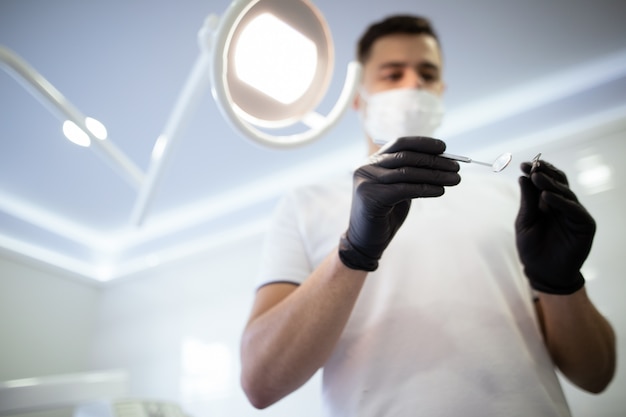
[0,256,100,417]
[89,233,323,417]
[0,239,322,417]
[0,256,99,381]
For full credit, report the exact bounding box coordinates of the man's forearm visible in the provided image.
[240,251,367,409]
[538,287,616,393]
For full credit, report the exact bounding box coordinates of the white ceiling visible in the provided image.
[1,0,626,283]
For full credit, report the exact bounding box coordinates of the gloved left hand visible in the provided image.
[515,159,596,294]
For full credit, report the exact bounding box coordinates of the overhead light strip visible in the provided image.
[439,48,626,138]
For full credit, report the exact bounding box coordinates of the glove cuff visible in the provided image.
[528,271,586,295]
[338,234,379,272]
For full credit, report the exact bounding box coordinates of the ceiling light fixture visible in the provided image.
[575,153,614,194]
[0,47,144,188]
[0,0,361,227]
[62,117,108,147]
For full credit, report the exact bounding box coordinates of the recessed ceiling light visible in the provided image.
[576,154,614,194]
[62,120,91,147]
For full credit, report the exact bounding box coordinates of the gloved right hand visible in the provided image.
[338,136,461,271]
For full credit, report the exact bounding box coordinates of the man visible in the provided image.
[240,15,616,416]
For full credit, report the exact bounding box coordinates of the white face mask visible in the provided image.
[359,88,445,145]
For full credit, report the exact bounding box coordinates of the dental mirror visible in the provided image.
[440,152,513,173]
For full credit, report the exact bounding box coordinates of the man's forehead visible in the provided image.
[366,33,441,66]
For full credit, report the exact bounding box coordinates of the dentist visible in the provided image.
[240,14,616,417]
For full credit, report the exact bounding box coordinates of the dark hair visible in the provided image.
[357,15,441,64]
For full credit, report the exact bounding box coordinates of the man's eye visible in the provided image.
[383,72,403,81]
[421,73,438,82]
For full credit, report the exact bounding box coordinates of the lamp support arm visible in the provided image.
[130,15,219,226]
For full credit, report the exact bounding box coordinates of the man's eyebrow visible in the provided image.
[378,61,440,72]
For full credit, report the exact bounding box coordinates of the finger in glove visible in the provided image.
[371,149,461,173]
[520,160,569,184]
[377,136,447,156]
[520,159,576,212]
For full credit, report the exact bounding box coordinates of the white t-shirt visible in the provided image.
[257,170,571,417]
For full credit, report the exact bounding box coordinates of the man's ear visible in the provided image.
[353,91,362,111]
[438,82,447,96]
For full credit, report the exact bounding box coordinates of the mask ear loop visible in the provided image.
[357,88,369,100]
[356,88,369,109]
[356,88,370,126]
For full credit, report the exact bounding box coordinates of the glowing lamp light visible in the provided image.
[85,117,108,140]
[213,0,358,134]
[151,135,168,159]
[62,117,107,147]
[234,13,318,105]
[62,120,90,147]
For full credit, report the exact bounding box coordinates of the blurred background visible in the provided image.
[1,0,625,416]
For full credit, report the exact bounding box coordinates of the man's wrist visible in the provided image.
[528,271,586,295]
[338,234,379,272]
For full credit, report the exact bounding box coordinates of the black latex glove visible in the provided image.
[515,159,596,294]
[338,137,461,271]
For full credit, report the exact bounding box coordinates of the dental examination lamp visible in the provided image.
[134,0,361,224]
[0,0,361,226]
